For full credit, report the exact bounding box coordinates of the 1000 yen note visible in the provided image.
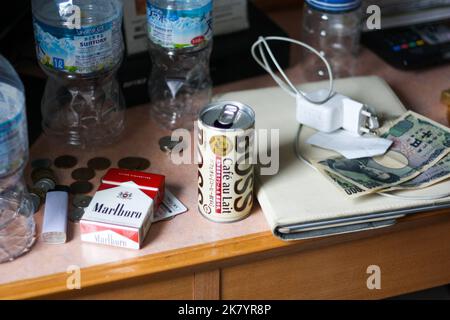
[319,169,366,198]
[316,111,450,195]
[388,153,450,190]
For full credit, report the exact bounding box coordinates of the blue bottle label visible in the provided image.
[0,83,27,177]
[33,16,123,74]
[146,1,213,49]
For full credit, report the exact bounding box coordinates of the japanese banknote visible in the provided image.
[315,111,450,197]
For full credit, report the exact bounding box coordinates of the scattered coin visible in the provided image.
[159,136,182,152]
[69,207,85,223]
[31,158,52,169]
[73,195,92,209]
[118,157,150,171]
[70,181,93,194]
[31,167,57,185]
[54,155,78,169]
[71,167,95,181]
[87,157,112,171]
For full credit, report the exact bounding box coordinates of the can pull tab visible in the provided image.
[215,104,239,129]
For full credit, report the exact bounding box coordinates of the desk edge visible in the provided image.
[1,209,449,299]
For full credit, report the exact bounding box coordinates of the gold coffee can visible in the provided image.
[197,101,255,223]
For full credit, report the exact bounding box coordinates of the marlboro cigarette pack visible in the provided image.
[80,168,165,249]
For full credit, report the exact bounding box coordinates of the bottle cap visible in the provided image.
[305,0,361,12]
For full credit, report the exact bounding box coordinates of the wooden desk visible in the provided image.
[1,8,450,300]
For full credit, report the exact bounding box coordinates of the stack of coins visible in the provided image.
[69,195,92,223]
[29,161,57,213]
[30,154,152,204]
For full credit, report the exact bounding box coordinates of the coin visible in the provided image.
[159,136,182,152]
[29,193,41,214]
[54,155,78,169]
[69,181,93,194]
[118,157,150,171]
[28,188,43,214]
[87,157,111,171]
[69,207,85,223]
[33,178,56,193]
[31,168,57,185]
[73,195,92,208]
[29,185,46,198]
[31,158,52,169]
[71,167,95,181]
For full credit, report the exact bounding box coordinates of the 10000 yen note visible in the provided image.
[322,154,450,197]
[316,111,450,197]
[389,153,450,190]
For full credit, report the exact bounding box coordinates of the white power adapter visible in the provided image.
[296,90,379,135]
[252,36,450,200]
[251,36,380,135]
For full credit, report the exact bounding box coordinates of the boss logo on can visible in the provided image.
[197,101,255,223]
[209,135,232,156]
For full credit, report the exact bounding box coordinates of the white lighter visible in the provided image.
[41,186,69,244]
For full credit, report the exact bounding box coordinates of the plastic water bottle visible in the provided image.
[32,0,125,148]
[0,55,36,263]
[301,0,362,81]
[146,0,213,129]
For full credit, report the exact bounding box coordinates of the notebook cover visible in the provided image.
[215,76,450,239]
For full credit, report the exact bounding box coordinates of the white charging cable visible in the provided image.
[253,36,450,201]
[251,36,334,103]
[252,36,379,135]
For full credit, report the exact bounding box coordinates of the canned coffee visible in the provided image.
[197,101,255,223]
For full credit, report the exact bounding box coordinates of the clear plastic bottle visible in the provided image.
[31,0,125,148]
[146,0,213,130]
[0,54,36,263]
[301,0,362,81]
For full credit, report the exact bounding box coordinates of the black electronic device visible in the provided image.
[362,17,450,69]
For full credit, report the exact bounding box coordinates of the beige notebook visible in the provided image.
[216,76,450,240]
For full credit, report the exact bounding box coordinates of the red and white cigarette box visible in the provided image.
[80,168,165,249]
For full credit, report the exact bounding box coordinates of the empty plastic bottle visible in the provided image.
[0,54,35,263]
[146,0,213,129]
[301,0,362,81]
[32,0,125,148]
